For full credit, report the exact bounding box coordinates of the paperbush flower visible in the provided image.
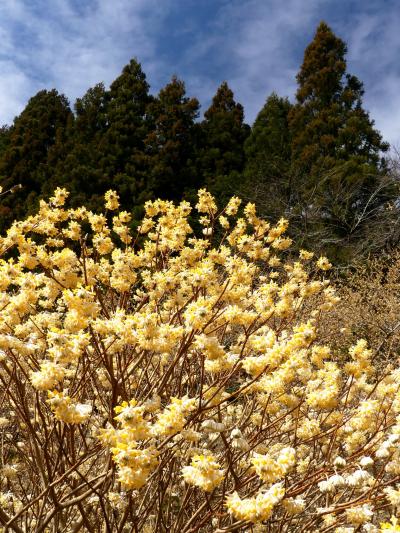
[226,483,285,523]
[182,454,224,492]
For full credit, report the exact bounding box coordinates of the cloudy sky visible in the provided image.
[0,0,399,145]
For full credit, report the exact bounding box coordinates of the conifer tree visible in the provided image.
[0,125,11,157]
[198,82,249,202]
[242,93,292,218]
[53,60,154,218]
[49,83,109,209]
[99,59,153,215]
[0,89,72,230]
[288,21,390,247]
[144,76,200,200]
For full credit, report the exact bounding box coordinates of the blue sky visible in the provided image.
[1,0,400,146]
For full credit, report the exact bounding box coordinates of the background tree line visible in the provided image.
[0,21,398,263]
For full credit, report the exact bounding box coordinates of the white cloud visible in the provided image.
[0,0,172,123]
[0,61,33,124]
[345,6,400,146]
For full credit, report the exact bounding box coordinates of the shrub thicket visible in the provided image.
[0,189,399,532]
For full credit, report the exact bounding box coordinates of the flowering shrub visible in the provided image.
[0,187,399,532]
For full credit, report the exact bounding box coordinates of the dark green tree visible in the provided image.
[99,59,154,217]
[0,125,11,157]
[288,21,390,251]
[0,89,72,230]
[52,60,154,218]
[49,83,109,209]
[144,76,200,200]
[242,93,292,219]
[198,82,249,202]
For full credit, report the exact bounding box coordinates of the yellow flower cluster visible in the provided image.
[31,361,65,390]
[104,190,120,210]
[114,399,151,439]
[152,396,197,436]
[47,390,91,424]
[381,517,400,531]
[226,483,285,523]
[182,454,224,492]
[251,447,296,483]
[99,398,160,490]
[111,442,159,490]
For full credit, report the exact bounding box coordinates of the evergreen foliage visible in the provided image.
[144,76,200,201]
[0,89,72,230]
[288,22,391,255]
[242,93,292,219]
[49,83,109,209]
[99,59,153,218]
[0,126,11,157]
[198,82,250,203]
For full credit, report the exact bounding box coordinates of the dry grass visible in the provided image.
[318,250,400,366]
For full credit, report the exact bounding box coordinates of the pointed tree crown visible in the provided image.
[296,21,347,106]
[109,59,150,109]
[199,81,249,196]
[290,21,388,173]
[144,76,200,199]
[245,92,292,162]
[204,81,244,120]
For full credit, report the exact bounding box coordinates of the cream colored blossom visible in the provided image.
[182,454,224,492]
[226,483,285,523]
[47,391,91,424]
[317,256,332,270]
[1,188,400,531]
[104,190,120,210]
